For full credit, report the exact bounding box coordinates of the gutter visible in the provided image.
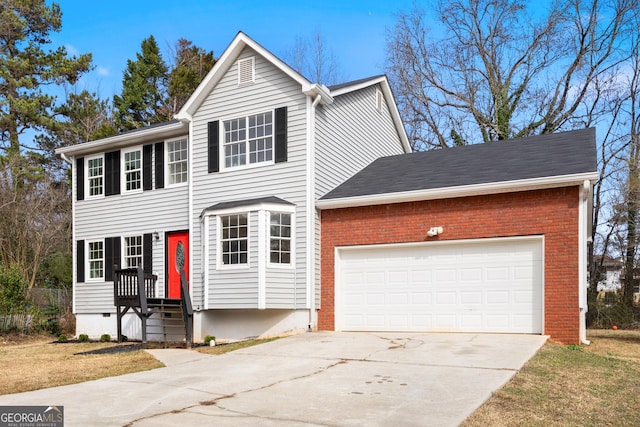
[316,172,599,210]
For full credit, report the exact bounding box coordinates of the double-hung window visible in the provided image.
[123,148,142,192]
[167,138,188,185]
[88,240,104,280]
[86,155,104,197]
[223,111,273,168]
[220,214,248,265]
[269,213,291,265]
[124,235,143,268]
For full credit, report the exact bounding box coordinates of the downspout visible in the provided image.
[580,180,591,345]
[307,94,322,330]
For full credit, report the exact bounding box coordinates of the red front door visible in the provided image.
[167,231,189,299]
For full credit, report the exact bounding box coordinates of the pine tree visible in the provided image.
[113,35,169,131]
[168,38,215,115]
[0,0,92,157]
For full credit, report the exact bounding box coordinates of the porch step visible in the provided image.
[146,305,187,348]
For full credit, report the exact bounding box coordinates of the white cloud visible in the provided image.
[96,66,110,77]
[65,44,79,56]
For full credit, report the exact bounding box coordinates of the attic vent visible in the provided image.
[375,89,383,112]
[238,57,255,85]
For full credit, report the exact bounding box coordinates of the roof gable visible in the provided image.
[319,128,598,205]
[176,32,331,120]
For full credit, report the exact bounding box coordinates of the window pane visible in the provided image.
[269,213,291,264]
[221,214,248,265]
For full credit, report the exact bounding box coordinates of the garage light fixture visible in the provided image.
[427,226,443,237]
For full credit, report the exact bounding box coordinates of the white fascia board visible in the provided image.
[200,201,296,218]
[177,32,314,119]
[316,172,599,210]
[329,75,411,153]
[55,121,188,156]
[303,83,334,105]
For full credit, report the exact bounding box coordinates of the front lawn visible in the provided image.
[462,329,640,426]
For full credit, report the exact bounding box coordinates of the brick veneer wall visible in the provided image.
[319,186,581,344]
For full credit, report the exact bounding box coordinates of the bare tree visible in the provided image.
[283,29,345,86]
[386,0,637,150]
[0,155,71,289]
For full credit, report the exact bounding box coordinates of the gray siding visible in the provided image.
[315,85,406,199]
[207,212,259,308]
[313,84,406,309]
[192,47,309,310]
[74,141,189,313]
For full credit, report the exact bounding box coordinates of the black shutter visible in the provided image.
[143,144,153,191]
[143,233,153,274]
[105,150,121,196]
[154,142,164,189]
[76,157,84,201]
[208,121,219,173]
[275,106,288,163]
[76,240,85,283]
[105,236,121,281]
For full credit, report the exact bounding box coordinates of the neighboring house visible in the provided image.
[594,256,640,305]
[317,129,598,344]
[55,32,410,342]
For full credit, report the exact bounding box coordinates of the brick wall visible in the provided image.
[319,186,581,344]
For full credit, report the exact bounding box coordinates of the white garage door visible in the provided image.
[336,237,543,334]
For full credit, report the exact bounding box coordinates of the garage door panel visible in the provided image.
[337,238,543,334]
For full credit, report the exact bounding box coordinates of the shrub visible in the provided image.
[78,334,89,342]
[57,334,68,343]
[0,264,29,314]
[100,334,111,342]
[204,335,216,345]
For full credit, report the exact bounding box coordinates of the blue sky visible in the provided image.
[51,0,418,100]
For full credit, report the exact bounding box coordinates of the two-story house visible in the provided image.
[55,32,410,342]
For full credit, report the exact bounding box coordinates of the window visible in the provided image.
[87,156,104,197]
[124,236,143,268]
[269,213,291,264]
[167,138,188,185]
[223,112,273,168]
[88,240,104,280]
[123,148,142,192]
[221,214,248,265]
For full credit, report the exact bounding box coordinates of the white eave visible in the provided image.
[55,120,189,156]
[316,171,599,210]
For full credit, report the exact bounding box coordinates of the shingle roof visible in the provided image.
[201,196,293,216]
[321,128,597,200]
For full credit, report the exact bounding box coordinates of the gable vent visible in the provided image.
[238,57,255,85]
[376,89,383,112]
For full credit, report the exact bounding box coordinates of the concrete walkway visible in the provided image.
[0,332,547,426]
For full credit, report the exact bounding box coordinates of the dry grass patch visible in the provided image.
[462,329,640,427]
[0,336,163,395]
[195,337,279,355]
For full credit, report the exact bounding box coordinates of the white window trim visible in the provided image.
[267,211,295,269]
[122,146,143,194]
[85,154,105,199]
[122,234,143,269]
[238,56,255,85]
[217,212,251,270]
[86,239,105,282]
[220,109,275,172]
[165,136,189,187]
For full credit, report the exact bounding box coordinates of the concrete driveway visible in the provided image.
[0,332,546,426]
